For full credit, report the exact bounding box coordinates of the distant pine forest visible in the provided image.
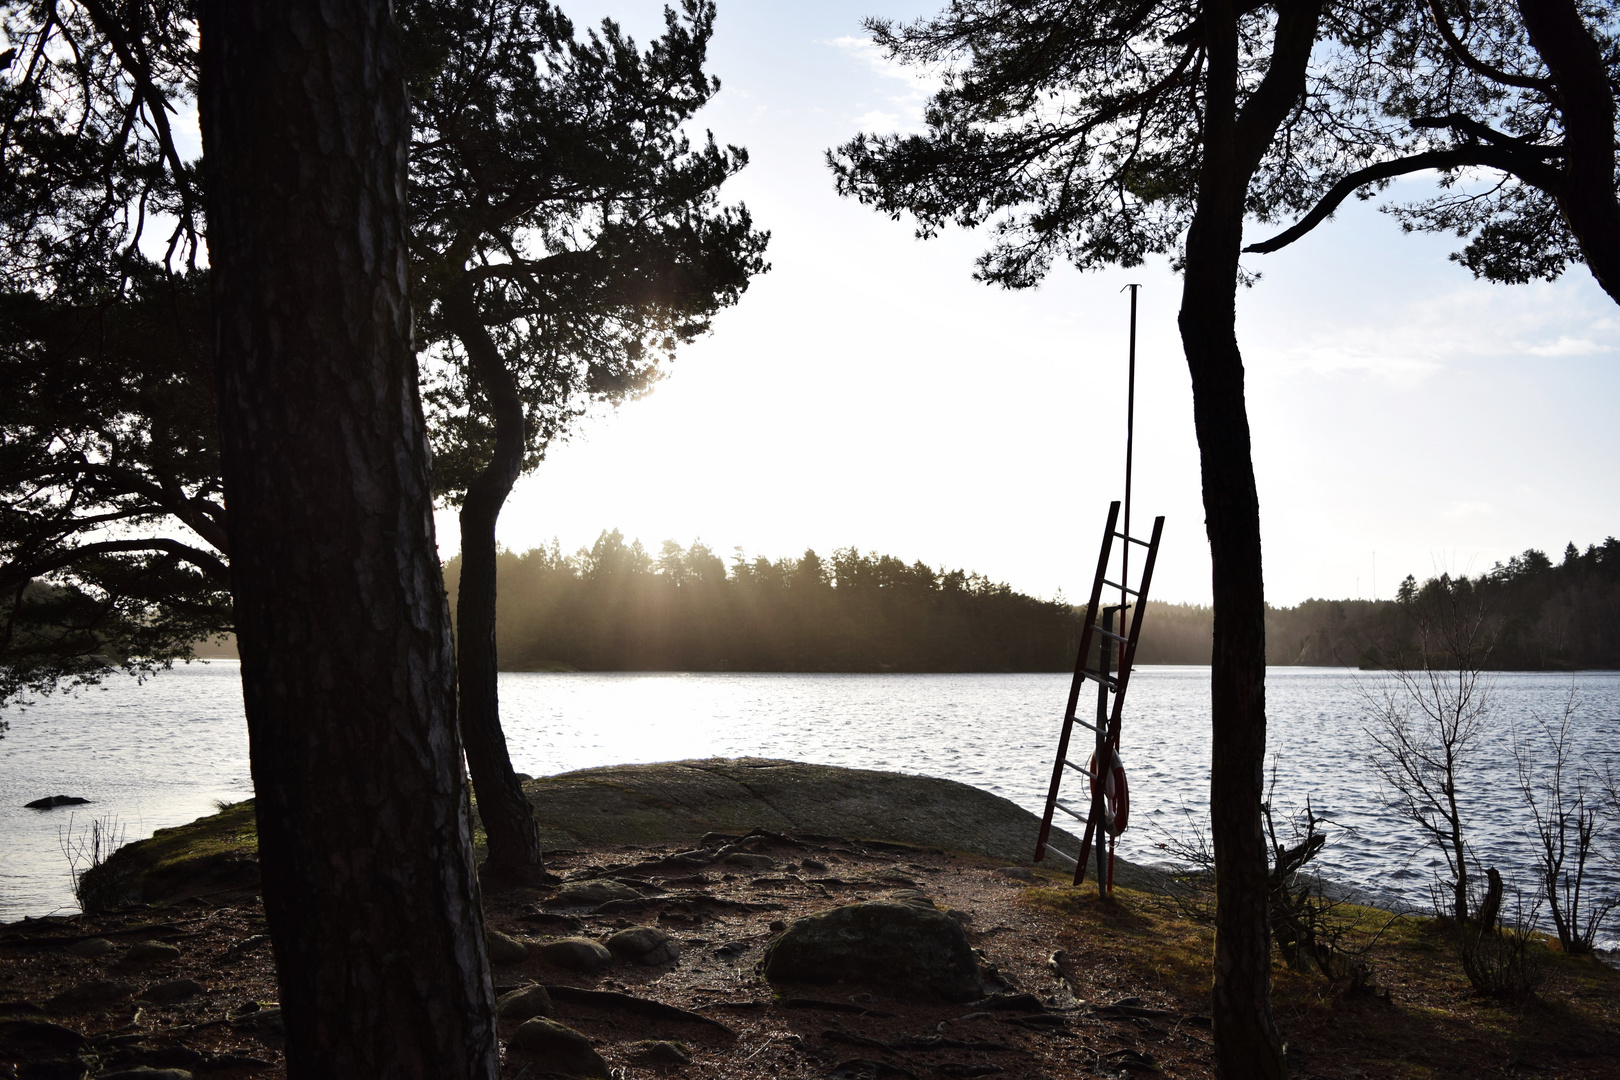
[437,531,1620,673]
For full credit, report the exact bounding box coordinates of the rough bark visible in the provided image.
[198,3,499,1076]
[442,285,548,885]
[1176,0,1320,1074]
[1518,0,1620,306]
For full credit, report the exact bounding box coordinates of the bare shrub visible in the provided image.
[1364,573,1496,927]
[1513,689,1618,955]
[59,813,128,910]
[1455,887,1543,1002]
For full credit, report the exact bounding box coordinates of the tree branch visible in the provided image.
[1245,146,1564,253]
[1,538,231,591]
[76,0,198,242]
[1424,0,1551,92]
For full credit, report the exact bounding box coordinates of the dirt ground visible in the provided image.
[3,829,1617,1080]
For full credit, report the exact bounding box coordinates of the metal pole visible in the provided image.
[1122,284,1139,614]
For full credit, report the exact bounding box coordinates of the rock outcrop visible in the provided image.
[760,892,984,1002]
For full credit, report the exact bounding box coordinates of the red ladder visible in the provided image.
[1033,500,1164,890]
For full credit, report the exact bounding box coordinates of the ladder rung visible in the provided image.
[1042,845,1078,868]
[1102,579,1140,597]
[1093,625,1128,645]
[1113,531,1153,549]
[1064,758,1101,779]
[1054,799,1088,822]
[1078,668,1118,690]
[1064,714,1098,733]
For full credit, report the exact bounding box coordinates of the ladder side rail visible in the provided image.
[1072,790,1104,886]
[1036,502,1120,862]
[1061,501,1120,723]
[1104,516,1166,750]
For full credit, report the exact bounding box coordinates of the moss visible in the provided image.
[78,799,260,911]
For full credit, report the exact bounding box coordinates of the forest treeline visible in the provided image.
[449,532,1620,672]
[445,531,1075,672]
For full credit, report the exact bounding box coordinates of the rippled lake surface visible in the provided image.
[4,663,1618,945]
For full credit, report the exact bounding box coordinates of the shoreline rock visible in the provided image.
[68,759,1161,912]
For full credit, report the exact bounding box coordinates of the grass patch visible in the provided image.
[1020,883,1620,1078]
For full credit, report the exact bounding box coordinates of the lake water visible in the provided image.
[4,663,1618,947]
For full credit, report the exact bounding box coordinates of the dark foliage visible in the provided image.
[443,532,1079,673]
[0,269,231,704]
[1131,539,1620,669]
[0,0,227,706]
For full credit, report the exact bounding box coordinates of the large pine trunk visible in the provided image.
[443,287,549,886]
[198,3,499,1076]
[1179,0,1286,1075]
[1518,0,1620,306]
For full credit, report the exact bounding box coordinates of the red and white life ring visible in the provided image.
[1088,748,1130,836]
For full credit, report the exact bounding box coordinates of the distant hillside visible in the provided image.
[438,532,1619,673]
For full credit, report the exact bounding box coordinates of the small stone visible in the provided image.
[118,941,181,967]
[139,979,206,1005]
[722,852,775,869]
[536,937,613,973]
[231,1006,284,1036]
[543,880,643,909]
[604,927,679,966]
[507,1017,611,1078]
[627,1039,693,1065]
[64,938,115,958]
[769,920,788,934]
[495,984,554,1020]
[46,979,137,1012]
[485,930,529,966]
[801,858,827,872]
[99,1069,195,1080]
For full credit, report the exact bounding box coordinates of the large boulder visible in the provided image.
[605,927,680,966]
[495,984,554,1020]
[761,894,983,1002]
[507,1018,611,1079]
[485,930,529,966]
[535,937,613,973]
[46,979,137,1012]
[543,880,644,910]
[118,940,181,968]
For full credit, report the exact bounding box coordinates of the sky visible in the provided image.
[434,1,1619,607]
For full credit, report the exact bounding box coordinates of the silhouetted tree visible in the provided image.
[0,0,226,705]
[0,270,230,705]
[823,0,1389,1069]
[1247,0,1620,305]
[405,0,768,884]
[200,0,497,1073]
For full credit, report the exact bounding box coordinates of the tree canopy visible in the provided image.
[406,0,767,498]
[0,0,222,705]
[1247,0,1620,305]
